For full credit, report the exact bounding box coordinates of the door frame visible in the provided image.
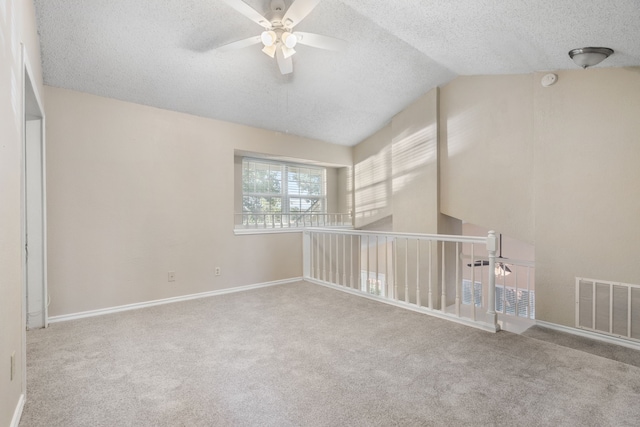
[21,42,47,397]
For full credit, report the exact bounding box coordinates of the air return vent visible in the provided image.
[576,277,640,342]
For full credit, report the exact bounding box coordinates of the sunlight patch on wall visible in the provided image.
[0,0,7,31]
[345,167,354,215]
[392,125,436,194]
[354,145,391,222]
[445,105,484,158]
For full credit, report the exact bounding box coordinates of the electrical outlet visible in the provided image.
[10,351,15,381]
[215,267,221,276]
[168,271,176,282]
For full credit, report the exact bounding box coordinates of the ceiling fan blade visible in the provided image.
[216,36,262,52]
[467,260,490,267]
[295,32,346,51]
[276,47,293,74]
[222,0,271,29]
[282,0,321,28]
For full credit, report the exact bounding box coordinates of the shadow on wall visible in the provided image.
[354,145,391,224]
[392,124,437,195]
[354,124,437,228]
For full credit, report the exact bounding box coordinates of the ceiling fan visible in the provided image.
[219,0,346,75]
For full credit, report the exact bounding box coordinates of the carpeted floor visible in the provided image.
[20,281,640,426]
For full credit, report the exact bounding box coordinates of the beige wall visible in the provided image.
[533,68,640,326]
[45,86,352,317]
[439,74,535,244]
[353,68,639,329]
[1,0,44,423]
[336,167,352,219]
[439,69,640,327]
[391,89,439,234]
[353,123,392,228]
[353,88,443,234]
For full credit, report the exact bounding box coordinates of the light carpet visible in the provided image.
[20,281,640,426]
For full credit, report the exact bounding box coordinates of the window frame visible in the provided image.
[241,157,327,216]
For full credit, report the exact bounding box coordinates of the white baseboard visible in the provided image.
[536,320,640,351]
[11,394,25,427]
[48,278,302,323]
[305,278,499,333]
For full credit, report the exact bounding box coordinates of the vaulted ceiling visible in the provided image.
[34,0,640,146]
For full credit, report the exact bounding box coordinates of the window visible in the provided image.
[462,280,536,318]
[496,285,535,319]
[242,158,326,215]
[360,271,386,297]
[462,280,483,307]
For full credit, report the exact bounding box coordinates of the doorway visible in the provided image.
[22,47,47,331]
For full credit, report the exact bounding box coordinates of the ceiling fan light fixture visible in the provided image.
[495,263,512,276]
[262,43,277,58]
[568,47,614,69]
[282,31,298,49]
[281,45,296,59]
[261,30,277,47]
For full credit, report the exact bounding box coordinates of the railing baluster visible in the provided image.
[592,280,596,330]
[428,240,433,309]
[350,235,354,288]
[404,239,409,303]
[481,262,485,309]
[527,265,531,318]
[393,238,398,300]
[441,242,446,313]
[329,233,333,283]
[416,240,421,307]
[609,282,613,334]
[515,264,519,317]
[322,233,326,282]
[366,235,370,293]
[628,286,632,338]
[471,243,476,321]
[335,234,344,285]
[455,242,460,317]
[376,235,379,296]
[310,233,315,278]
[358,236,362,291]
[487,231,498,327]
[342,234,346,286]
[385,236,389,299]
[502,262,507,316]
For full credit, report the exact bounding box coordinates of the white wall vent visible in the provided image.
[576,277,640,342]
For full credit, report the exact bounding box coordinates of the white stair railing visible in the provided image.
[303,228,500,332]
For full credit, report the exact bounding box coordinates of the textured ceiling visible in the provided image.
[34,0,640,146]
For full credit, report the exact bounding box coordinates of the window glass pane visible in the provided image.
[242,163,255,192]
[289,179,300,196]
[289,198,301,212]
[242,159,325,218]
[270,169,282,193]
[243,196,260,212]
[309,183,321,196]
